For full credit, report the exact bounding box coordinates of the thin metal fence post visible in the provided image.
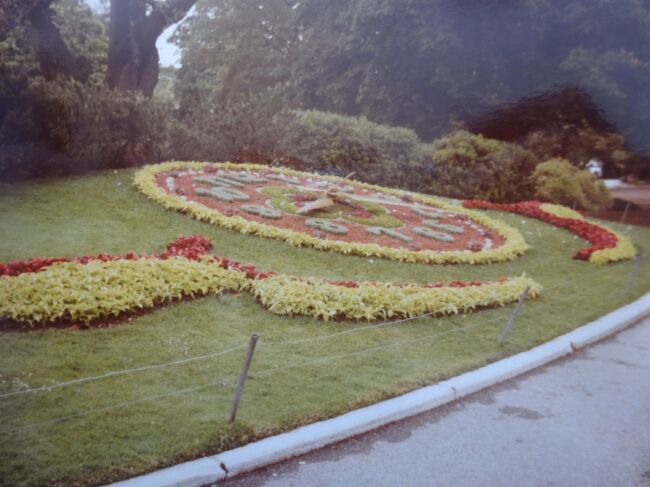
[625,253,642,296]
[229,334,258,423]
[499,287,530,346]
[620,202,630,223]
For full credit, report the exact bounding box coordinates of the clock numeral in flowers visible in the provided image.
[422,219,465,234]
[195,187,251,202]
[305,218,349,235]
[366,226,412,242]
[219,171,268,184]
[410,205,446,219]
[192,175,245,188]
[266,173,299,184]
[240,204,283,220]
[412,226,455,242]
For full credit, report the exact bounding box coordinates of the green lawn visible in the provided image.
[0,168,648,487]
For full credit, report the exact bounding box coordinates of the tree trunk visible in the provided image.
[106,0,196,97]
[26,0,88,82]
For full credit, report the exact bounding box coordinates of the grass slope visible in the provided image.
[0,168,648,487]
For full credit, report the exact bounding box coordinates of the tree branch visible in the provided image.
[147,0,196,36]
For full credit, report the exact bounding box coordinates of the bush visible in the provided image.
[277,110,429,190]
[522,124,631,176]
[172,87,294,164]
[35,79,174,171]
[0,78,175,179]
[426,130,539,202]
[532,158,612,211]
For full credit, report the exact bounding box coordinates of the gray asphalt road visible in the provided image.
[219,317,650,487]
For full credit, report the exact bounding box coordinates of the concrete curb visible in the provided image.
[110,292,650,487]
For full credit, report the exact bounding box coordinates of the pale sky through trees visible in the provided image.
[83,0,184,67]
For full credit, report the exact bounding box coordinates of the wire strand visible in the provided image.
[0,344,245,400]
[0,378,234,435]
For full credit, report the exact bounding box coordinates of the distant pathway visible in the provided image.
[591,184,650,225]
[220,317,650,487]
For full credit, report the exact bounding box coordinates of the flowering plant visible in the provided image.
[463,200,635,264]
[1,236,539,326]
[134,162,530,265]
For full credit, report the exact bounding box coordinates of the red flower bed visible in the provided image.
[0,235,274,280]
[2,235,503,288]
[324,277,507,289]
[463,200,618,261]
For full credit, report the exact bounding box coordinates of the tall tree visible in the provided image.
[26,0,90,81]
[106,0,196,96]
[174,0,300,111]
[175,0,650,150]
[0,0,90,82]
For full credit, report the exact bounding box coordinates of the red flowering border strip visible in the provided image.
[463,200,636,264]
[0,236,540,326]
[0,236,272,281]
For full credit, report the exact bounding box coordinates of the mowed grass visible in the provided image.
[0,168,648,487]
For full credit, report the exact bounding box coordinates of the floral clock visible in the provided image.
[1,162,633,328]
[135,162,529,265]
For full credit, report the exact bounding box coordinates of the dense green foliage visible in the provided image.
[426,131,539,202]
[1,0,648,183]
[277,110,429,189]
[466,87,634,177]
[174,0,650,153]
[0,0,117,178]
[532,158,613,212]
[0,0,193,180]
[171,88,293,163]
[0,77,175,179]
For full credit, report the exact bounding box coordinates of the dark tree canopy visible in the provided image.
[0,0,42,41]
[174,0,650,151]
[1,0,649,182]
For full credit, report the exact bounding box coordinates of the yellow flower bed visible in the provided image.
[251,275,541,321]
[0,253,542,325]
[535,204,636,264]
[0,257,248,324]
[134,162,529,265]
[539,203,585,220]
[465,199,636,264]
[589,231,637,264]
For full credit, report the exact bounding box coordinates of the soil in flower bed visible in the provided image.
[155,168,505,253]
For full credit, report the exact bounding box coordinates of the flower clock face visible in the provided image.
[166,168,499,251]
[136,162,529,265]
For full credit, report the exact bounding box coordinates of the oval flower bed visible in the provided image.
[463,200,636,264]
[0,236,540,326]
[134,162,530,265]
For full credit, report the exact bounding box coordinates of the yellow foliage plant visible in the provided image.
[250,275,541,321]
[1,253,541,326]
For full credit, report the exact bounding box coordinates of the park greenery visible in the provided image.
[0,168,648,486]
[1,2,649,485]
[0,0,649,208]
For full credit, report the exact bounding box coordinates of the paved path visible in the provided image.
[220,317,650,487]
